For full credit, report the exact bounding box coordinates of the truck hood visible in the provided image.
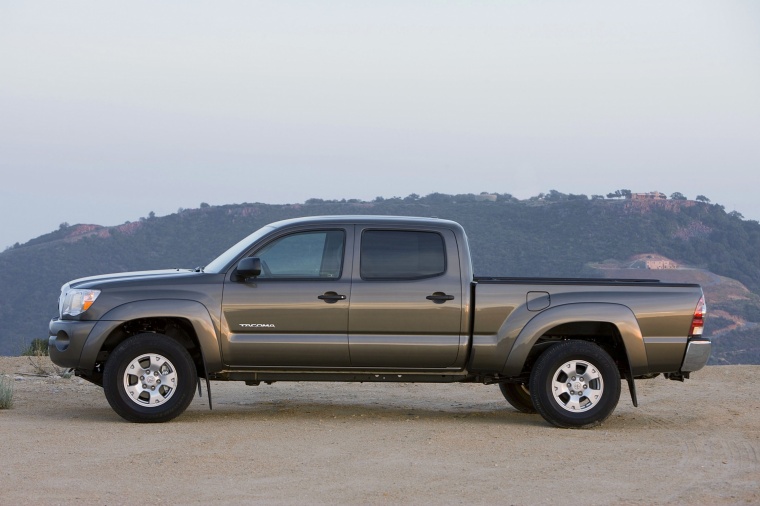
[64,269,198,290]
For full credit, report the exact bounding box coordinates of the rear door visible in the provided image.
[221,227,353,367]
[347,227,463,368]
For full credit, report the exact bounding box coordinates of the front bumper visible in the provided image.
[48,318,98,369]
[681,337,712,372]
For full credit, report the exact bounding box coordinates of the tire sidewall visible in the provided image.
[529,341,621,428]
[103,334,197,423]
[499,382,537,414]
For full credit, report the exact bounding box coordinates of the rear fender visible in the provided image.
[501,303,648,377]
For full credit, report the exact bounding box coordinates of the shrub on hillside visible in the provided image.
[20,338,48,357]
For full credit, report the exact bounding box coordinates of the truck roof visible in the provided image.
[267,215,463,229]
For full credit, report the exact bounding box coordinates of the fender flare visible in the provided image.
[79,299,223,374]
[501,302,648,377]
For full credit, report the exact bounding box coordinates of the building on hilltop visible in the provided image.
[476,193,498,202]
[629,191,667,201]
[630,255,678,269]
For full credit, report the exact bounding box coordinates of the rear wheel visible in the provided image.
[529,340,621,428]
[498,382,536,413]
[103,333,197,423]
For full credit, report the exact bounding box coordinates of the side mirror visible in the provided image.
[235,257,261,280]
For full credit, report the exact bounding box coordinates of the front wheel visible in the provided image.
[103,333,197,423]
[529,340,621,428]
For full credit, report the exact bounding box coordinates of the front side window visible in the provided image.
[361,230,446,280]
[256,230,345,279]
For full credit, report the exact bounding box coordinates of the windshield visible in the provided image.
[204,225,275,273]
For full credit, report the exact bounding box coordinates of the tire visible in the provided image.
[103,333,197,423]
[529,340,621,429]
[498,382,536,414]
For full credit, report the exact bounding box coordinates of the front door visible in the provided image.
[221,228,352,367]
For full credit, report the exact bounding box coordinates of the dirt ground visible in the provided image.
[0,357,758,505]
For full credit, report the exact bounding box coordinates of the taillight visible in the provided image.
[689,296,706,336]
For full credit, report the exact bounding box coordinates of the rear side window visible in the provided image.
[361,230,446,280]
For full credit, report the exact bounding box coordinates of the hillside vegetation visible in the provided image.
[1,192,758,362]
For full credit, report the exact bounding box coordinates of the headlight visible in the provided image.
[60,288,101,317]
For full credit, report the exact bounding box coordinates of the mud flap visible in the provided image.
[195,376,213,409]
[624,370,638,407]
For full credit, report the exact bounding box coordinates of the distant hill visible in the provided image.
[1,192,758,362]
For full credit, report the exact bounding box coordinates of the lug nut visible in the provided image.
[151,386,155,391]
[140,376,144,380]
[142,384,147,389]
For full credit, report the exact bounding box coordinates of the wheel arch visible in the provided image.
[501,303,648,378]
[79,300,223,382]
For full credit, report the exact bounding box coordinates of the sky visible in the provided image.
[1,1,759,248]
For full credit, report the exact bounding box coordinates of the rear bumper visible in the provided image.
[681,337,711,372]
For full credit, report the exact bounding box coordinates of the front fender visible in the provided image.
[501,303,648,377]
[78,299,223,374]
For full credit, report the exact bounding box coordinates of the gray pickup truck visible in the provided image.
[49,216,710,428]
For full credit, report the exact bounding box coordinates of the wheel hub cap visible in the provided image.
[551,360,604,412]
[123,354,178,408]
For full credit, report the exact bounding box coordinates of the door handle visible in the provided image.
[426,292,455,304]
[318,292,347,304]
